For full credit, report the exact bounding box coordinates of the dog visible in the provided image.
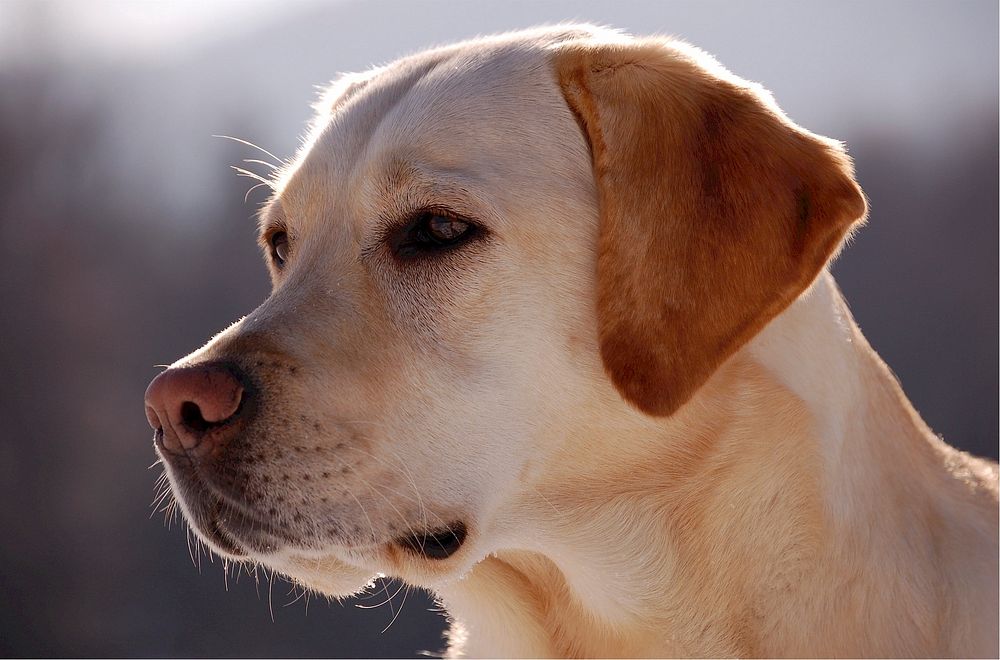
[144,25,999,657]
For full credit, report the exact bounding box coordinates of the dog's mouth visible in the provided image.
[202,507,250,557]
[159,452,289,559]
[396,522,467,560]
[160,439,470,563]
[184,491,290,559]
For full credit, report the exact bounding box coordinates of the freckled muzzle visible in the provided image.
[145,349,470,569]
[145,359,281,557]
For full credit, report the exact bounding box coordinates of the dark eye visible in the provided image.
[392,211,477,259]
[425,214,469,242]
[270,231,289,267]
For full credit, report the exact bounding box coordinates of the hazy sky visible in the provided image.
[0,0,323,64]
[3,0,996,222]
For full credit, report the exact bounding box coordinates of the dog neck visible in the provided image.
[437,271,996,657]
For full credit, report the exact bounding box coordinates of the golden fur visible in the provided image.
[555,40,865,415]
[154,25,999,657]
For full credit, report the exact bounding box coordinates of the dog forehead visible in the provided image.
[368,47,566,160]
[287,33,596,200]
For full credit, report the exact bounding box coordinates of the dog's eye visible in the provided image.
[270,231,289,267]
[392,211,477,259]
[425,215,469,242]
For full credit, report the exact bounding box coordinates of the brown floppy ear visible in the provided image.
[553,38,867,416]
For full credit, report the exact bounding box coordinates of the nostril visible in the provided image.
[180,400,209,433]
[144,361,252,452]
[145,404,163,431]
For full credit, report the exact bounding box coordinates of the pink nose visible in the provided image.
[144,363,247,453]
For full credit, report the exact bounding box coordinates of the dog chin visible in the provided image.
[185,522,378,598]
[268,552,379,597]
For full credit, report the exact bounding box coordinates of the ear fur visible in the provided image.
[553,38,867,416]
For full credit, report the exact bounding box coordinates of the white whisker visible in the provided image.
[243,158,280,171]
[231,165,275,188]
[243,180,272,204]
[212,134,283,166]
[381,583,411,633]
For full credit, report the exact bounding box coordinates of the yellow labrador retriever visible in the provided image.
[145,25,999,657]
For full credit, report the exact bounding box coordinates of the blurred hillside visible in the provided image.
[0,1,996,657]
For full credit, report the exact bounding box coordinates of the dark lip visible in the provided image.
[397,521,468,560]
[202,505,248,557]
[157,444,289,558]
[205,502,290,557]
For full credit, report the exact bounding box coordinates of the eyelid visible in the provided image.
[407,205,463,223]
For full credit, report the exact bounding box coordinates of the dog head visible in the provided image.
[145,25,864,595]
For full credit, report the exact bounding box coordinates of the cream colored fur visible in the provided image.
[162,25,999,657]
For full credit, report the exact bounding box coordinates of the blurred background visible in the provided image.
[0,0,996,656]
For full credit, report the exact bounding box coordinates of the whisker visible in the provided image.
[325,451,439,554]
[267,567,275,623]
[150,494,172,517]
[285,583,308,608]
[212,134,283,166]
[231,165,275,188]
[185,526,198,568]
[164,500,178,529]
[338,442,439,547]
[356,577,406,610]
[243,180,272,204]
[150,489,172,517]
[531,486,565,519]
[378,576,397,624]
[332,454,416,526]
[342,488,379,546]
[381,583,411,634]
[243,158,280,171]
